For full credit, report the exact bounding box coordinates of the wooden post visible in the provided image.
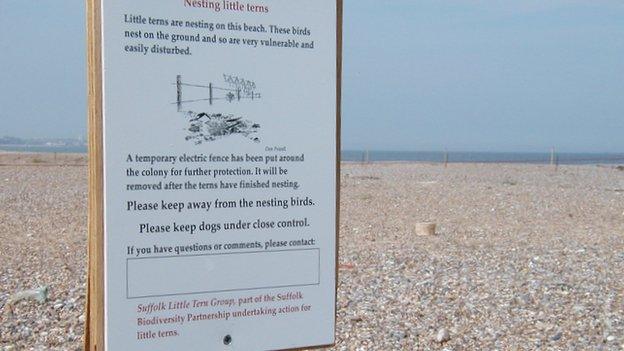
[550,147,559,171]
[86,0,105,349]
[176,75,182,112]
[335,0,343,339]
[209,83,213,105]
[443,149,449,168]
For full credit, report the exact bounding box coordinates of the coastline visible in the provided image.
[0,151,87,165]
[0,145,87,154]
[1,150,622,168]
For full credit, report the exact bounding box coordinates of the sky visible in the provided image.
[0,0,623,153]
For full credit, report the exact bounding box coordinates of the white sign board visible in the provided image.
[99,1,339,349]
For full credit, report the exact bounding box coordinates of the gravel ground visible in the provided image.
[0,154,87,350]
[1,154,623,350]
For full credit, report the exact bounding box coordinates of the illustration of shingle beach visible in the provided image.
[175,74,261,144]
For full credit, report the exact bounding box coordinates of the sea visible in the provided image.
[2,145,623,165]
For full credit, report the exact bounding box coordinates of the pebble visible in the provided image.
[7,286,49,305]
[436,328,451,343]
[20,327,31,338]
[391,330,407,340]
[414,222,437,236]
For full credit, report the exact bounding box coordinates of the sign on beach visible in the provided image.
[86,1,341,350]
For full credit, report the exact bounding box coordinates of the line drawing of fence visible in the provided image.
[174,75,261,112]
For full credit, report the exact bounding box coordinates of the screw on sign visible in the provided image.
[86,1,340,350]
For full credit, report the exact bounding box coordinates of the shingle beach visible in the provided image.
[1,153,623,350]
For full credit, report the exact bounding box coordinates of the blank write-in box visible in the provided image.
[126,248,320,299]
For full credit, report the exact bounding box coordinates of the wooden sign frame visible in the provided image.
[85,1,342,350]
